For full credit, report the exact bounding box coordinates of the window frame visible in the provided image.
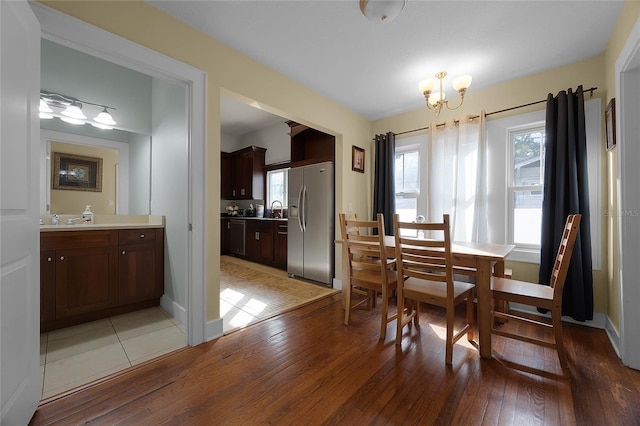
[264,163,290,209]
[394,144,420,223]
[506,122,545,250]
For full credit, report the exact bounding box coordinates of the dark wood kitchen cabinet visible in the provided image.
[40,228,164,332]
[221,146,266,200]
[221,218,231,254]
[287,121,335,167]
[246,220,274,265]
[274,222,288,270]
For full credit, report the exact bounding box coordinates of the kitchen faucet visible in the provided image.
[270,200,283,218]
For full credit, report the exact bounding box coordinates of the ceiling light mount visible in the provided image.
[39,90,117,129]
[419,71,472,117]
[359,0,407,23]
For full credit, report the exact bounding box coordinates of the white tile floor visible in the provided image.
[40,307,186,400]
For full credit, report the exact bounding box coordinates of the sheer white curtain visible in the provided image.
[427,112,487,242]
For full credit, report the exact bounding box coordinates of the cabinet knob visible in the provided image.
[59,256,64,261]
[47,257,52,262]
[139,234,145,238]
[122,250,126,255]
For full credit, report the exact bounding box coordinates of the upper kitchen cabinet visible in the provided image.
[221,146,266,200]
[287,121,335,167]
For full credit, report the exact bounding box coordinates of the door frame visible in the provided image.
[616,17,640,369]
[31,3,208,346]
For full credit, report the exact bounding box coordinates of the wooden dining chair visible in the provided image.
[393,214,475,364]
[339,213,398,340]
[490,214,581,368]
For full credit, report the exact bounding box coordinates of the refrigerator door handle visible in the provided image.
[297,184,304,233]
[301,185,307,232]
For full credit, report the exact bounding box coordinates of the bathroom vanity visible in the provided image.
[40,215,165,332]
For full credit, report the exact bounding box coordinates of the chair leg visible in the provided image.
[445,301,454,365]
[396,294,404,345]
[344,283,351,326]
[380,287,388,340]
[552,308,569,368]
[413,300,420,326]
[466,293,474,342]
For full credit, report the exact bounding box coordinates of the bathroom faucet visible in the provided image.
[270,200,283,218]
[51,214,59,225]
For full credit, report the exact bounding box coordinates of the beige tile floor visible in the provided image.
[40,306,186,400]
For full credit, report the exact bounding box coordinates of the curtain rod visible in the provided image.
[389,86,598,137]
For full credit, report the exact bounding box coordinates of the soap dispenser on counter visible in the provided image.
[82,205,94,224]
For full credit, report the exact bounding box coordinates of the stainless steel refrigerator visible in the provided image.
[288,161,334,286]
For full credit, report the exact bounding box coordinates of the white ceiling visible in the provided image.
[149,0,623,134]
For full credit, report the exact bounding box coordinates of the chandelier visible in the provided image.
[419,71,472,117]
[39,91,117,130]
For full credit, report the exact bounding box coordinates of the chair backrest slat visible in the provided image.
[549,214,581,297]
[393,214,453,290]
[339,213,389,280]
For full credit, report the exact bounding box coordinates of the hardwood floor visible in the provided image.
[31,294,640,425]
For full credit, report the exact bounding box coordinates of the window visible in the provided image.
[266,168,288,208]
[395,148,419,223]
[508,125,545,248]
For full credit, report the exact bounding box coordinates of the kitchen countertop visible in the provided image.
[221,216,287,222]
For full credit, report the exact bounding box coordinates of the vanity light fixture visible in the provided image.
[359,0,407,23]
[419,71,472,117]
[40,91,117,129]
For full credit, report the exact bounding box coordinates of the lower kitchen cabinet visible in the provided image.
[225,219,287,270]
[40,228,164,332]
[221,218,231,254]
[275,222,288,270]
[246,220,275,265]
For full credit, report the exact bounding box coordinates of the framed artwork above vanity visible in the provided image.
[52,152,103,192]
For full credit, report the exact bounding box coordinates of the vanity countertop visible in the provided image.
[40,215,165,232]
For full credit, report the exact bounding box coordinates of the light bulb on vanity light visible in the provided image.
[94,107,116,126]
[61,102,86,120]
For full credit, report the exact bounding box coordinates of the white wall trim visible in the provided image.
[605,316,621,358]
[33,3,208,347]
[206,318,224,342]
[615,16,640,370]
[160,295,187,329]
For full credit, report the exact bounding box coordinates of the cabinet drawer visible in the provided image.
[118,228,163,245]
[41,230,118,250]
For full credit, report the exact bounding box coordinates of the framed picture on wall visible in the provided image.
[52,152,103,192]
[352,145,365,173]
[605,98,616,151]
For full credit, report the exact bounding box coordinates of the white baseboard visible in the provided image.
[333,278,342,290]
[206,318,224,342]
[160,295,186,327]
[605,316,621,357]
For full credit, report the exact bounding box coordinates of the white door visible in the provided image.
[0,1,42,424]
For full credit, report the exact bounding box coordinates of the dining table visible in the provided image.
[337,235,515,359]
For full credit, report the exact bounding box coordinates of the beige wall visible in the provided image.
[41,0,640,328]
[603,1,640,332]
[40,1,372,322]
[50,141,117,215]
[374,55,610,315]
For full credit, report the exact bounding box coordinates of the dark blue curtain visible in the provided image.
[539,86,593,321]
[373,132,395,235]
